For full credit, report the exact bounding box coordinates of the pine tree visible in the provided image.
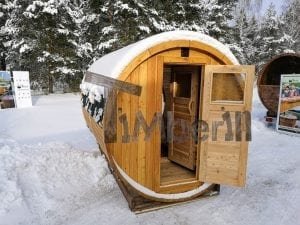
[237,0,263,17]
[245,16,259,64]
[109,0,153,48]
[0,0,21,71]
[256,3,286,65]
[207,0,238,43]
[3,0,27,72]
[9,0,81,92]
[0,1,8,70]
[231,7,261,65]
[281,0,300,52]
[175,0,211,32]
[89,0,165,58]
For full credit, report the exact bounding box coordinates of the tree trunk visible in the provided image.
[48,74,54,93]
[0,55,6,70]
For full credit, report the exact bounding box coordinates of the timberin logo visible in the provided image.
[115,110,251,143]
[84,71,252,144]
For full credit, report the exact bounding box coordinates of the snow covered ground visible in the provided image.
[0,90,299,225]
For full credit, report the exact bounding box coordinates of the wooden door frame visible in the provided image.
[168,65,200,170]
[156,56,210,193]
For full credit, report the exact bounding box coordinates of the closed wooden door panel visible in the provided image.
[199,65,254,187]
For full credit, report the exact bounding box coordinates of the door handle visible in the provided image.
[189,100,194,114]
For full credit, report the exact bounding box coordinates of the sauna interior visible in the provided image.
[160,64,202,185]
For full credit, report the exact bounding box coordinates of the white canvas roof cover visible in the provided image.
[88,30,239,79]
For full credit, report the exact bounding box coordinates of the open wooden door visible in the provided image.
[168,66,200,170]
[199,65,254,187]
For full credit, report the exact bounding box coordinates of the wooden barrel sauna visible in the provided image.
[257,53,300,116]
[80,31,255,212]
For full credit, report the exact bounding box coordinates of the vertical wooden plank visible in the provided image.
[239,132,248,186]
[118,92,125,169]
[238,66,254,186]
[145,56,157,190]
[244,66,255,110]
[196,64,206,180]
[115,88,123,166]
[120,87,131,173]
[199,66,212,181]
[154,56,163,191]
[138,61,147,185]
[125,85,132,174]
[106,90,121,167]
[130,67,139,181]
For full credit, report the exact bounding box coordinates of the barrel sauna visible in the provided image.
[257,53,300,117]
[80,31,255,212]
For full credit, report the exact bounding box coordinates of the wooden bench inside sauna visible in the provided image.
[80,31,255,212]
[257,53,300,117]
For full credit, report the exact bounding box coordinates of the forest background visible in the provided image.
[0,0,299,92]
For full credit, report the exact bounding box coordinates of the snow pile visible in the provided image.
[0,138,116,225]
[0,93,117,225]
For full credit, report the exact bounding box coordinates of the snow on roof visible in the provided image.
[88,30,239,79]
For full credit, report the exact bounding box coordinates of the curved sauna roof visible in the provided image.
[88,30,239,79]
[257,53,300,114]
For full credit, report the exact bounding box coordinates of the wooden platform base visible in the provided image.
[100,148,220,213]
[119,174,219,213]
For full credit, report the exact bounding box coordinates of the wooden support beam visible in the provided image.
[84,71,142,96]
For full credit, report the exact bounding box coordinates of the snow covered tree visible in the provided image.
[237,0,263,17]
[0,2,7,70]
[281,0,300,52]
[94,0,166,56]
[206,0,238,43]
[230,8,249,63]
[231,8,260,64]
[245,16,260,64]
[2,0,27,72]
[102,0,152,49]
[6,0,294,92]
[153,0,207,32]
[0,1,87,92]
[255,3,286,65]
[5,0,82,92]
[0,0,21,71]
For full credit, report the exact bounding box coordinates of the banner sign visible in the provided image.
[277,74,300,135]
[13,71,32,108]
